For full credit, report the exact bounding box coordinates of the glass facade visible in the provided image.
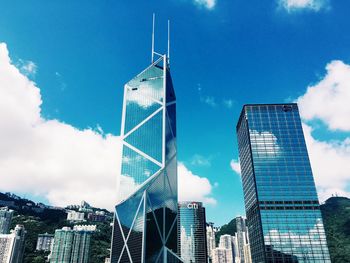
[110,55,181,263]
[177,202,207,263]
[236,104,331,263]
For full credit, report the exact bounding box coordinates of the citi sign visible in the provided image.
[187,203,199,209]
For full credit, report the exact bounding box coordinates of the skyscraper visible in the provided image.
[178,202,207,263]
[110,50,180,262]
[236,103,331,262]
[0,207,13,234]
[50,227,92,263]
[36,233,54,251]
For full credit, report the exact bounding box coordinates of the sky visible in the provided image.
[0,0,350,226]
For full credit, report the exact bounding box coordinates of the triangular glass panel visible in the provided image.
[126,64,164,102]
[116,190,143,238]
[124,110,163,163]
[165,113,176,161]
[165,157,178,203]
[119,247,131,263]
[165,218,178,254]
[127,198,144,263]
[110,215,125,263]
[166,104,176,138]
[124,87,161,134]
[145,194,163,262]
[166,70,176,103]
[121,145,161,186]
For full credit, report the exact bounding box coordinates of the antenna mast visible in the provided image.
[152,13,155,63]
[167,20,170,66]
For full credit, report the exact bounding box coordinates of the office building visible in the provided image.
[0,224,26,263]
[109,44,180,261]
[236,103,331,262]
[36,233,54,251]
[50,227,92,263]
[178,202,207,262]
[0,207,13,234]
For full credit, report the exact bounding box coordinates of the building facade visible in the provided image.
[235,217,251,263]
[236,103,331,262]
[0,224,26,263]
[206,222,216,262]
[36,233,54,251]
[110,54,180,262]
[67,210,85,222]
[50,227,92,263]
[0,207,13,234]
[177,202,207,263]
[212,248,233,263]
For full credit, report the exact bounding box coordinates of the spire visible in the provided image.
[151,14,171,67]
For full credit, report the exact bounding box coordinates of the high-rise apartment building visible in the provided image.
[236,103,331,262]
[110,51,180,262]
[36,233,54,251]
[212,248,233,263]
[0,224,26,263]
[0,207,13,234]
[50,227,92,263]
[206,222,216,262]
[178,202,207,263]
[235,216,251,263]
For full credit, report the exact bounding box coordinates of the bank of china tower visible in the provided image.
[110,53,181,263]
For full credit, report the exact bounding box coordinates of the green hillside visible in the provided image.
[1,192,112,263]
[321,196,350,263]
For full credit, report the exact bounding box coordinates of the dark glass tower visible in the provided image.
[110,54,181,263]
[177,202,207,263]
[236,104,330,263]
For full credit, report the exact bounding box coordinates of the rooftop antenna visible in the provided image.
[167,19,170,66]
[151,13,155,63]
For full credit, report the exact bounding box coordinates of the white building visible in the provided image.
[67,210,85,222]
[0,225,26,263]
[36,233,54,251]
[73,225,97,232]
[206,222,216,261]
[212,248,233,263]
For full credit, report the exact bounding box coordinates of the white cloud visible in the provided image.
[193,0,216,9]
[191,154,212,167]
[296,60,350,201]
[17,59,37,77]
[0,42,215,210]
[230,159,241,175]
[279,0,328,12]
[178,163,217,205]
[297,60,350,132]
[302,123,350,201]
[200,95,217,107]
[223,99,234,109]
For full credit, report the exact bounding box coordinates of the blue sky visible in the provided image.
[1,0,350,226]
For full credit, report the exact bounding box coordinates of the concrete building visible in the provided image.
[206,222,216,262]
[212,248,233,263]
[50,227,92,263]
[36,233,54,251]
[0,224,26,263]
[0,207,14,234]
[67,210,85,222]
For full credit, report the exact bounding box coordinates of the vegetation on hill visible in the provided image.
[320,196,350,263]
[215,218,237,245]
[1,192,112,263]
